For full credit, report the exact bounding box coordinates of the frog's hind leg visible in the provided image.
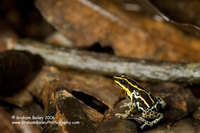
[135,113,163,129]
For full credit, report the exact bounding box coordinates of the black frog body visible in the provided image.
[113,74,166,129]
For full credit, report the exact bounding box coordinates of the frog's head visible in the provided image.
[113,74,133,100]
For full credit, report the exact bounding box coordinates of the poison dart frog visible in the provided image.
[113,74,166,129]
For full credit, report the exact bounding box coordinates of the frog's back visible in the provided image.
[124,76,157,108]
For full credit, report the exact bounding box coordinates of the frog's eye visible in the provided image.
[121,79,126,84]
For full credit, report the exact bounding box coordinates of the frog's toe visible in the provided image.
[140,124,145,129]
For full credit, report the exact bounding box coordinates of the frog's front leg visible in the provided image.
[115,106,134,118]
[135,113,163,129]
[115,101,136,118]
[120,101,136,108]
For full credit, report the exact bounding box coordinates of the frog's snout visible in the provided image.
[113,76,117,81]
[113,76,120,83]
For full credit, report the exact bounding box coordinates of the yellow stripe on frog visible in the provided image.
[114,76,155,104]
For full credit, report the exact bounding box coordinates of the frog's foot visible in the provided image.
[156,97,166,109]
[115,106,134,119]
[134,114,163,129]
[134,117,149,129]
[120,102,135,109]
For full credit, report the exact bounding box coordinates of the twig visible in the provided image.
[12,40,200,84]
